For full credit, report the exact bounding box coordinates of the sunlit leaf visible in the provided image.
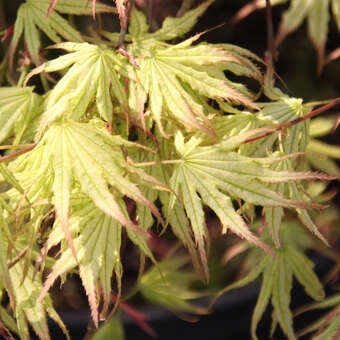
[26,42,129,135]
[10,261,68,340]
[140,0,215,42]
[0,87,41,144]
[126,11,261,137]
[9,0,116,67]
[168,131,326,280]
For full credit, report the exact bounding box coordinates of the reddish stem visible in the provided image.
[1,25,13,43]
[111,294,157,338]
[244,99,340,144]
[0,144,36,163]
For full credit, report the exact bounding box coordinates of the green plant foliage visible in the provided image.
[214,222,325,340]
[9,0,116,66]
[90,317,125,340]
[101,5,262,136]
[235,0,340,73]
[26,42,130,132]
[0,0,339,339]
[0,87,41,144]
[295,294,340,339]
[138,258,207,314]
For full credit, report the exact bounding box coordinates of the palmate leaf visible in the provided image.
[253,97,310,156]
[48,119,162,231]
[275,0,332,73]
[9,261,69,340]
[43,193,156,326]
[8,118,162,264]
[43,194,122,326]
[125,6,260,138]
[234,0,339,73]
[8,120,161,325]
[168,131,325,280]
[138,258,207,314]
[132,140,204,279]
[216,240,324,340]
[295,294,340,339]
[9,0,116,67]
[138,0,215,42]
[0,87,41,144]
[264,156,330,248]
[27,42,129,134]
[91,317,125,340]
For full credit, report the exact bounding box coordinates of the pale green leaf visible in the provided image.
[139,259,206,314]
[0,87,41,144]
[214,256,268,305]
[172,166,210,281]
[251,256,276,340]
[264,184,284,248]
[309,115,338,138]
[332,0,340,31]
[276,0,314,45]
[52,124,78,263]
[310,315,340,340]
[287,181,329,245]
[0,305,18,335]
[129,6,149,38]
[10,261,65,340]
[271,250,295,340]
[43,195,123,325]
[143,0,214,41]
[91,317,125,340]
[308,0,331,72]
[286,245,324,301]
[10,1,84,66]
[307,139,340,160]
[296,293,340,315]
[27,43,129,132]
[0,215,16,310]
[0,163,25,195]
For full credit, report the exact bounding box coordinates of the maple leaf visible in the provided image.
[131,139,204,279]
[166,130,327,281]
[9,259,69,340]
[0,87,41,145]
[295,293,340,339]
[138,258,207,314]
[234,0,340,73]
[41,193,158,326]
[124,6,261,137]
[9,0,116,67]
[26,42,130,136]
[8,119,162,260]
[43,195,117,325]
[215,232,325,340]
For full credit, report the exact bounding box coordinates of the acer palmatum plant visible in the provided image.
[0,0,339,339]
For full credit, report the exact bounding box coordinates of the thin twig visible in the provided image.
[117,0,134,47]
[244,99,340,144]
[0,144,36,163]
[265,0,276,68]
